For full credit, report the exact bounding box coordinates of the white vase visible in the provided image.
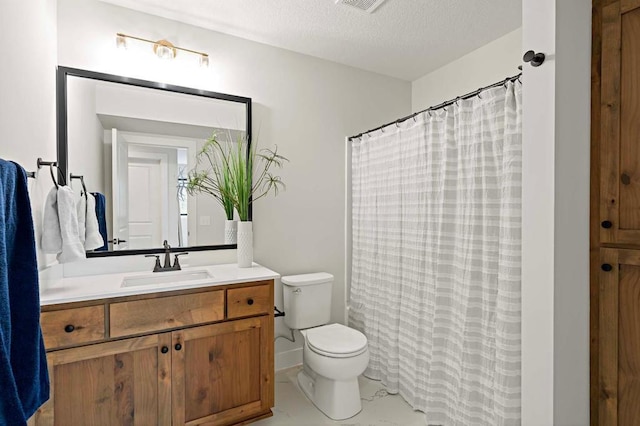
[224,220,237,244]
[237,221,253,268]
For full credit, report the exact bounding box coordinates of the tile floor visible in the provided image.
[253,366,425,426]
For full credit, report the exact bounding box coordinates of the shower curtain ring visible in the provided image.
[395,120,400,128]
[412,114,417,122]
[455,97,461,106]
[477,90,483,100]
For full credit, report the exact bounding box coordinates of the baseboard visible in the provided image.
[275,347,302,371]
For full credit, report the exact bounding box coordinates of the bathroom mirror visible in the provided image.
[57,67,251,257]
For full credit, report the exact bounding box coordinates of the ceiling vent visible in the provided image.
[335,0,388,13]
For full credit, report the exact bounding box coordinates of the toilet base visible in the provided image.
[297,367,362,420]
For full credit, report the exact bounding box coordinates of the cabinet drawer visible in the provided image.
[109,290,224,338]
[227,285,271,319]
[40,305,105,350]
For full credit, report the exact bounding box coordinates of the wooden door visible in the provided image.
[600,248,640,425]
[600,0,640,244]
[33,333,172,426]
[171,316,273,426]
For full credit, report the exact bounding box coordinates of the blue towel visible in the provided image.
[0,159,49,425]
[90,192,108,251]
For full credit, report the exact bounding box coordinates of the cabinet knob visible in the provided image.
[64,324,75,333]
[601,221,613,229]
[247,298,254,306]
[601,264,613,272]
[161,346,169,354]
[175,343,182,351]
[621,173,632,185]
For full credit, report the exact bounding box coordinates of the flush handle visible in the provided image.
[293,288,302,294]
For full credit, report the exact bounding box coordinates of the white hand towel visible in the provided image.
[76,193,86,246]
[41,187,62,253]
[56,186,85,263]
[84,194,104,251]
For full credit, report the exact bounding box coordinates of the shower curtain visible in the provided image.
[349,81,522,426]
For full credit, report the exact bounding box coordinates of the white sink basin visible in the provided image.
[121,270,213,287]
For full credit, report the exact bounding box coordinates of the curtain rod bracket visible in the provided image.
[523,50,545,67]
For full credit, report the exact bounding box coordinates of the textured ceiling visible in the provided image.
[100,0,522,81]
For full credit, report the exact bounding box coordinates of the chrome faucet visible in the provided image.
[145,240,188,272]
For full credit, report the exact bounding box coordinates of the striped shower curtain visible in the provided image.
[349,81,522,425]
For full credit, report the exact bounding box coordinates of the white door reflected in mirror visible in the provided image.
[111,128,130,251]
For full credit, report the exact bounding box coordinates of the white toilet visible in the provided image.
[282,272,369,420]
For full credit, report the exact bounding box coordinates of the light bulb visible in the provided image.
[156,45,174,59]
[153,40,176,60]
[116,34,127,49]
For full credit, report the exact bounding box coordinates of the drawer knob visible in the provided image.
[601,220,613,229]
[621,173,632,185]
[247,298,254,306]
[175,343,182,351]
[64,324,75,333]
[601,264,613,272]
[161,346,169,354]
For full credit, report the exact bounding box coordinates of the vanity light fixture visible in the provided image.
[115,33,209,67]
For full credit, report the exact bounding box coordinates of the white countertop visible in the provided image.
[40,263,280,306]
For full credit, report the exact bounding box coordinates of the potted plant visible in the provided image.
[187,131,287,267]
[186,133,237,243]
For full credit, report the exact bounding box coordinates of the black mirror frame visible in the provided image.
[56,66,252,258]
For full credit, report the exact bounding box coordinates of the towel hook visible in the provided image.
[70,174,88,200]
[37,158,61,189]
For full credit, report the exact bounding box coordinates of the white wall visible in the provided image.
[521,1,556,423]
[411,28,522,112]
[56,0,411,367]
[0,0,58,269]
[521,0,591,424]
[67,76,105,195]
[552,0,591,423]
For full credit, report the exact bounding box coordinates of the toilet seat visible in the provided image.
[305,323,368,358]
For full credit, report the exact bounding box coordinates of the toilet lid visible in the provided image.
[306,323,368,356]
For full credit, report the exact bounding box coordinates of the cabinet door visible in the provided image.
[33,333,172,426]
[600,248,640,425]
[172,316,273,426]
[601,0,640,244]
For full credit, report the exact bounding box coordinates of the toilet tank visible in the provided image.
[282,273,333,330]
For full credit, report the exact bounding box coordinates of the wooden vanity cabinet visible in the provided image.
[32,280,274,426]
[38,333,173,426]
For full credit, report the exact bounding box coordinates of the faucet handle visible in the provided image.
[163,240,170,249]
[145,254,162,272]
[172,252,189,270]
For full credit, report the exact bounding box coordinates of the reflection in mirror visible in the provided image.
[63,71,249,254]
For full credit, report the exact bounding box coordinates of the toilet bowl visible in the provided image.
[282,273,369,420]
[297,323,369,420]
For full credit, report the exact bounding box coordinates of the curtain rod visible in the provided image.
[348,72,522,141]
